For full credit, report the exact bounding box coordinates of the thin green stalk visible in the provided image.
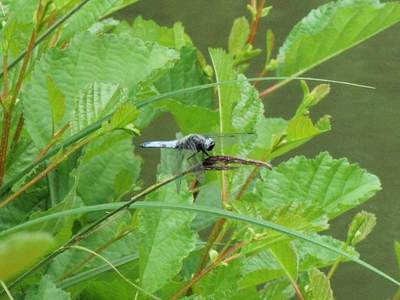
[70,245,161,300]
[0,76,374,198]
[58,254,138,289]
[0,281,14,300]
[2,202,400,291]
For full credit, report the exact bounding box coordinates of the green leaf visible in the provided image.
[395,241,400,270]
[0,232,54,281]
[77,131,141,204]
[259,152,381,220]
[71,82,126,134]
[23,32,179,148]
[59,0,139,43]
[295,83,330,117]
[232,74,264,134]
[305,268,334,300]
[25,275,71,300]
[47,76,66,125]
[0,0,36,58]
[110,102,139,129]
[125,16,191,49]
[277,0,400,76]
[265,29,275,65]
[209,48,240,134]
[346,211,376,245]
[154,47,213,107]
[159,100,219,134]
[260,279,294,300]
[228,17,250,55]
[271,115,330,159]
[269,242,299,285]
[28,187,84,244]
[294,234,359,270]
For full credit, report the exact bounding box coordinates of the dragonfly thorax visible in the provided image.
[177,134,215,153]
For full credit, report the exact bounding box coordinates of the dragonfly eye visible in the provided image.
[206,140,215,151]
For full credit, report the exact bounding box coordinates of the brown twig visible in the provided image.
[0,5,40,185]
[259,78,290,98]
[197,219,226,271]
[246,0,266,45]
[170,242,245,300]
[10,113,24,151]
[34,123,70,161]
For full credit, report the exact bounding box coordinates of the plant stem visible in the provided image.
[196,219,226,271]
[0,112,11,185]
[259,77,290,97]
[0,12,38,185]
[10,113,24,151]
[246,0,266,45]
[170,242,245,300]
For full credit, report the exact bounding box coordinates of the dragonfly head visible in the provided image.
[204,137,215,151]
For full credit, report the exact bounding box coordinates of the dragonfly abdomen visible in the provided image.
[140,140,178,149]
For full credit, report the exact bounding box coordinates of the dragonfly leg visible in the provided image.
[201,149,210,157]
[187,151,199,160]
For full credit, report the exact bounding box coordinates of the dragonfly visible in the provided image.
[140,133,271,172]
[140,134,215,157]
[140,133,272,196]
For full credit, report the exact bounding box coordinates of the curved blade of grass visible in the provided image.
[0,280,14,300]
[0,76,374,198]
[70,245,160,300]
[58,254,138,289]
[2,201,398,287]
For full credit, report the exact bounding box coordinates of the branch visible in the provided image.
[246,0,266,45]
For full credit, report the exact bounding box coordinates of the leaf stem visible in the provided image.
[170,242,245,300]
[247,0,266,45]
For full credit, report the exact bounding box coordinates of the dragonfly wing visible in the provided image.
[205,133,256,155]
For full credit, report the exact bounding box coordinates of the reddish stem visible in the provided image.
[246,0,266,45]
[170,242,244,300]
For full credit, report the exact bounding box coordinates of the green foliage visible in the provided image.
[305,268,334,300]
[346,211,376,246]
[0,0,398,299]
